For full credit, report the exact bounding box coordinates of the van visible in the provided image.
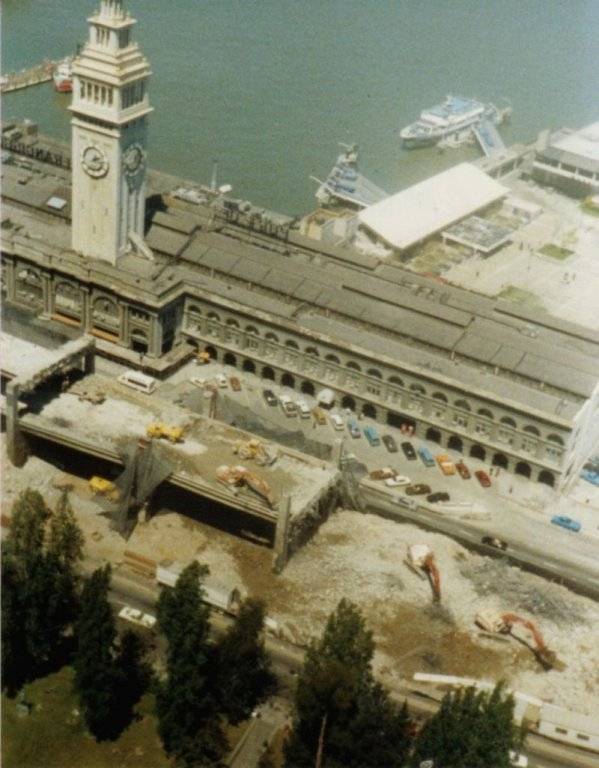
[364,426,381,446]
[117,369,157,394]
[418,445,435,467]
[297,401,311,419]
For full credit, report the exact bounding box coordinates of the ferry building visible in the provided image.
[2,0,599,491]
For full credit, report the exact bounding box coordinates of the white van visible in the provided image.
[297,400,311,419]
[117,369,157,394]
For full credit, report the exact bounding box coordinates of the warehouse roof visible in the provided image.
[358,163,508,251]
[538,122,599,174]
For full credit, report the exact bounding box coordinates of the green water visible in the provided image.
[2,0,598,214]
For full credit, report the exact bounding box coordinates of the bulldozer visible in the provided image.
[406,544,441,602]
[475,610,558,669]
[232,438,277,466]
[216,464,276,507]
[146,423,185,443]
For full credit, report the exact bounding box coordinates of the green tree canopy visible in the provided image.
[410,681,523,768]
[285,599,412,768]
[156,561,227,767]
[215,597,276,724]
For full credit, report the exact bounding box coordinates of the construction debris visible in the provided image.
[216,464,276,507]
[146,422,185,443]
[233,438,277,466]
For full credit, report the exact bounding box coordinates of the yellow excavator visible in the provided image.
[232,438,277,466]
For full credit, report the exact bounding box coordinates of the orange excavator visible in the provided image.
[475,610,558,669]
[216,464,276,508]
[407,544,441,602]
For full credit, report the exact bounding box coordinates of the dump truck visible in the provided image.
[475,610,557,669]
[232,438,277,466]
[216,464,275,507]
[407,544,441,602]
[146,423,185,443]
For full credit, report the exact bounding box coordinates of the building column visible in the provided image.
[80,286,92,330]
[4,259,16,301]
[118,302,129,347]
[148,313,163,358]
[5,381,29,467]
[272,494,291,573]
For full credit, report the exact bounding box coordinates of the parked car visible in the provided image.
[279,394,297,417]
[297,400,311,419]
[382,434,398,453]
[330,413,344,431]
[551,515,581,533]
[229,376,241,392]
[481,535,508,551]
[455,460,471,480]
[364,426,381,447]
[427,491,450,503]
[118,606,157,629]
[217,373,228,388]
[369,467,396,480]
[312,407,327,425]
[385,475,410,487]
[475,470,491,488]
[405,483,431,496]
[401,441,417,461]
[436,454,456,476]
[418,445,435,467]
[347,420,361,439]
[262,389,278,406]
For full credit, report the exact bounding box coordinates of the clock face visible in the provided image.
[123,143,145,176]
[81,144,109,178]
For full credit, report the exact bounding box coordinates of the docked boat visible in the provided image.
[400,95,511,148]
[53,58,73,93]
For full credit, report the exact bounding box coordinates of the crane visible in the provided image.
[475,610,558,669]
[407,544,441,602]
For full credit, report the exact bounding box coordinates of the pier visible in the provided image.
[1,60,58,94]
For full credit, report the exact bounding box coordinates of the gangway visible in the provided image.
[473,119,506,157]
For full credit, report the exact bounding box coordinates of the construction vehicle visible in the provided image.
[475,610,558,669]
[406,544,441,602]
[146,423,185,443]
[216,464,275,507]
[196,350,212,365]
[89,475,118,499]
[232,438,277,466]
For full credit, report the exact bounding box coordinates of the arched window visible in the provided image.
[448,435,463,452]
[188,304,202,316]
[389,375,404,388]
[242,359,256,374]
[426,427,441,444]
[362,403,377,419]
[454,399,471,412]
[261,366,275,381]
[538,470,555,487]
[500,416,517,428]
[223,352,237,367]
[281,372,295,389]
[492,453,509,469]
[226,318,239,328]
[523,425,540,436]
[346,361,361,372]
[207,311,220,321]
[265,332,279,343]
[301,381,315,396]
[367,368,382,379]
[409,383,426,395]
[470,444,486,461]
[246,325,259,336]
[515,461,531,478]
[305,346,319,357]
[477,408,494,420]
[325,354,340,365]
[547,433,564,446]
[432,392,448,402]
[342,395,356,411]
[285,339,299,349]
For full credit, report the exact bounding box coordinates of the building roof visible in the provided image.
[358,163,508,251]
[538,122,599,174]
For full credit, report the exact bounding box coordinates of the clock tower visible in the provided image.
[70,0,152,264]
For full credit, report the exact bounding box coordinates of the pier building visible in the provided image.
[2,0,599,490]
[533,122,599,197]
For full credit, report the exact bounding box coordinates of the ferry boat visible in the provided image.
[53,59,73,93]
[400,95,511,148]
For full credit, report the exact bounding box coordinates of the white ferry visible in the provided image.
[400,95,511,148]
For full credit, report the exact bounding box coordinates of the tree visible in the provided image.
[114,629,152,734]
[410,681,523,768]
[215,597,276,724]
[156,561,227,767]
[284,599,412,768]
[1,489,84,691]
[73,564,123,740]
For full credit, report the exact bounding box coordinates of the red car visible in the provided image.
[475,470,491,488]
[456,461,471,480]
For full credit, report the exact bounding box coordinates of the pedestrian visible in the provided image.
[509,486,513,494]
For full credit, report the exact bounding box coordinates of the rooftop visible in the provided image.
[2,140,599,424]
[358,163,508,251]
